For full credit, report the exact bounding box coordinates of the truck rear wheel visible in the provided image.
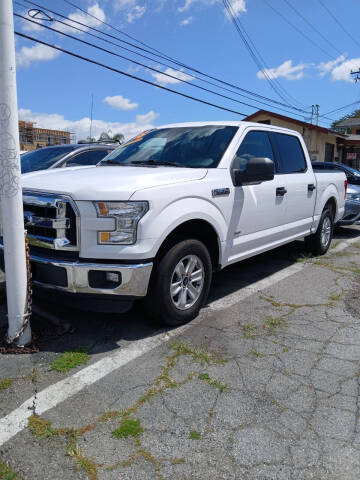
[305,206,334,256]
[145,239,212,326]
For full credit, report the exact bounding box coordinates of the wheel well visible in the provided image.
[155,220,221,270]
[324,197,337,219]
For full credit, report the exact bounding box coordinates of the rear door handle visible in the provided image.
[276,187,287,197]
[308,183,316,192]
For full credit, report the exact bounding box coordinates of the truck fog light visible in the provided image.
[106,272,121,283]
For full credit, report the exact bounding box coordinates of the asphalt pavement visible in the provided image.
[1,225,360,480]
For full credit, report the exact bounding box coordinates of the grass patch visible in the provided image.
[249,349,265,358]
[329,292,343,302]
[50,348,89,373]
[242,324,258,339]
[28,415,54,438]
[0,461,22,480]
[171,458,185,465]
[112,418,144,439]
[0,379,14,391]
[189,430,201,440]
[170,340,226,365]
[198,372,228,393]
[263,316,287,330]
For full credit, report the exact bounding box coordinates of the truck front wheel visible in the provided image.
[145,239,212,326]
[305,206,334,255]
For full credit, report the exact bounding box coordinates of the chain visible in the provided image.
[6,230,33,345]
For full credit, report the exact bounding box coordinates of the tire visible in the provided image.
[304,206,334,256]
[144,239,212,326]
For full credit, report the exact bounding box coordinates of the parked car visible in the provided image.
[20,144,116,174]
[1,122,347,325]
[312,162,360,225]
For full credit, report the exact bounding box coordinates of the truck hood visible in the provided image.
[21,165,208,201]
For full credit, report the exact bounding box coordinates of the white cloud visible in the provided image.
[16,43,61,68]
[103,95,139,111]
[151,67,193,86]
[127,5,146,23]
[331,57,360,82]
[180,16,193,26]
[257,60,306,81]
[18,108,159,142]
[178,0,246,16]
[318,55,346,77]
[114,0,136,9]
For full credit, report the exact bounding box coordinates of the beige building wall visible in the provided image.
[248,112,341,162]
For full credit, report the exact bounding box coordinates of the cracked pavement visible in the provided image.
[1,225,360,479]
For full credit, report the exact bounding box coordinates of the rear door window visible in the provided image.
[273,133,307,174]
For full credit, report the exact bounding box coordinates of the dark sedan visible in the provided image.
[21,144,116,174]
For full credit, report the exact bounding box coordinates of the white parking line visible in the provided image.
[0,234,358,447]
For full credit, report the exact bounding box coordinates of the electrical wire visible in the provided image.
[262,0,336,60]
[282,0,343,58]
[222,0,307,109]
[14,31,249,117]
[16,0,310,114]
[318,0,360,50]
[322,100,360,117]
[15,10,314,119]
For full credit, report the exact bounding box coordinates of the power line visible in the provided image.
[15,10,314,119]
[262,0,336,60]
[17,0,310,114]
[14,31,249,117]
[322,100,360,117]
[282,0,343,58]
[222,0,306,109]
[14,12,272,113]
[317,0,360,50]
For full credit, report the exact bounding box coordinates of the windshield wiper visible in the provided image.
[130,160,185,167]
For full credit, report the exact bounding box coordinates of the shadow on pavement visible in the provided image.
[0,226,359,357]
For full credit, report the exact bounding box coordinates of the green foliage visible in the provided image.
[50,348,89,373]
[189,430,201,440]
[112,418,144,439]
[0,461,22,480]
[0,379,14,391]
[28,415,54,439]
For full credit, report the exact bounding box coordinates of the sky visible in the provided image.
[12,0,360,142]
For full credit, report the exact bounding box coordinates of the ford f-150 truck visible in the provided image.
[1,122,347,326]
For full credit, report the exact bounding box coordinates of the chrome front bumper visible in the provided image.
[0,245,153,297]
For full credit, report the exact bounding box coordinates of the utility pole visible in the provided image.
[315,104,319,126]
[351,69,360,82]
[0,0,31,345]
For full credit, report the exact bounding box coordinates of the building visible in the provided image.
[244,110,346,163]
[335,118,360,135]
[333,118,360,170]
[19,121,71,152]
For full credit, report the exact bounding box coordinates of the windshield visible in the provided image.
[343,165,360,176]
[100,126,238,168]
[21,146,79,173]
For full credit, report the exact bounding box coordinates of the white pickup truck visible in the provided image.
[2,121,347,325]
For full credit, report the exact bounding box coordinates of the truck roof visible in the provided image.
[155,120,302,137]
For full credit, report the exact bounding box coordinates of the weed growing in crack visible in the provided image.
[189,430,201,440]
[249,349,265,358]
[170,340,227,365]
[0,378,14,391]
[112,418,144,439]
[242,324,258,339]
[0,460,23,480]
[50,348,90,373]
[263,316,287,330]
[28,415,55,439]
[198,372,228,393]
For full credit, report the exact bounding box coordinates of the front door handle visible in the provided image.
[308,183,316,192]
[276,187,287,197]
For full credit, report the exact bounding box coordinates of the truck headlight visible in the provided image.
[94,201,149,245]
[346,193,360,203]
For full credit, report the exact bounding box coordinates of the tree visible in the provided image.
[331,109,360,131]
[112,133,125,144]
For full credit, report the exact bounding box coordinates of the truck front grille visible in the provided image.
[23,192,78,251]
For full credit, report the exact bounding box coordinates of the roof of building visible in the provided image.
[244,109,346,137]
[336,118,360,127]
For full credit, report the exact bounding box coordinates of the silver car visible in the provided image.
[20,144,116,174]
[312,162,360,225]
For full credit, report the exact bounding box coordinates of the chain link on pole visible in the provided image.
[0,0,32,346]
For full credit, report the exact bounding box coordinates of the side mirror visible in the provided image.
[233,157,274,186]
